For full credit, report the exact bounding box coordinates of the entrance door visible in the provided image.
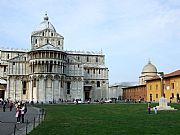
[0,90,5,100]
[150,94,152,102]
[177,93,179,102]
[85,91,90,101]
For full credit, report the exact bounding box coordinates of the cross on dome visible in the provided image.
[148,58,151,64]
[44,12,49,21]
[35,12,56,32]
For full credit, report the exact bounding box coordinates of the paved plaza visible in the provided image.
[0,105,39,135]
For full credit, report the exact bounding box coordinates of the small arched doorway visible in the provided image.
[0,85,5,100]
[84,85,92,101]
[150,94,152,102]
[177,93,179,102]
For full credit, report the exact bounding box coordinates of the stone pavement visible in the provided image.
[0,105,40,135]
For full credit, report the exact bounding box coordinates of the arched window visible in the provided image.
[35,39,37,44]
[61,80,64,88]
[96,57,98,62]
[177,93,179,100]
[33,79,36,87]
[7,54,9,59]
[150,94,152,101]
[97,81,100,87]
[51,33,53,36]
[67,82,71,94]
[58,41,60,45]
[23,81,27,94]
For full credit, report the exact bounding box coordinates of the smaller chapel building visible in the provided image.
[123,60,157,102]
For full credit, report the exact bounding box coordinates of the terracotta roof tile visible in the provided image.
[146,70,180,81]
[165,70,180,77]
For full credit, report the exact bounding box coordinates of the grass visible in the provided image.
[29,103,180,135]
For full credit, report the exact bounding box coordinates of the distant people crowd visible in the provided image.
[0,99,27,123]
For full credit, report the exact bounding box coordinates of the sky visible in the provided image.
[0,0,180,85]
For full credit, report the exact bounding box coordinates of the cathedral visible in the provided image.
[0,14,109,103]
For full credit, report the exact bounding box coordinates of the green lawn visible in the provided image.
[29,103,180,135]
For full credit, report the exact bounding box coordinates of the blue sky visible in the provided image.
[0,0,180,84]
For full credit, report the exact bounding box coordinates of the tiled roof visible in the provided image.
[165,70,180,77]
[147,70,180,81]
[122,84,146,89]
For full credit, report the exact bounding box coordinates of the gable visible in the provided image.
[35,44,61,51]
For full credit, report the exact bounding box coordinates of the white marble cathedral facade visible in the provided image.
[0,14,109,103]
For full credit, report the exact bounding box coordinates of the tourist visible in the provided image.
[14,102,18,109]
[16,103,21,123]
[154,107,157,114]
[21,104,26,123]
[148,102,151,114]
[9,100,13,111]
[2,100,6,112]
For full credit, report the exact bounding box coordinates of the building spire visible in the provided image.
[44,11,49,21]
[148,58,151,64]
[100,48,103,54]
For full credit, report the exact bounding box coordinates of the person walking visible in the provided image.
[2,100,6,112]
[21,104,25,123]
[148,102,151,114]
[9,100,13,111]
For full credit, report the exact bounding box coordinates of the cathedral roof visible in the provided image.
[83,64,108,69]
[142,60,157,73]
[34,44,62,51]
[35,13,56,32]
[66,50,103,56]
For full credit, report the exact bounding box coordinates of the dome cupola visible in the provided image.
[31,13,64,50]
[142,60,157,73]
[139,60,157,85]
[35,13,56,32]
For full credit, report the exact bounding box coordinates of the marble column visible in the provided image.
[7,76,10,99]
[20,79,23,100]
[44,79,46,103]
[14,79,16,101]
[52,79,54,102]
[59,80,61,100]
[36,79,39,102]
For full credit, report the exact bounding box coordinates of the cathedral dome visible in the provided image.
[142,60,157,73]
[36,13,56,32]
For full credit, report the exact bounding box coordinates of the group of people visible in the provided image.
[148,102,158,114]
[0,99,13,112]
[15,102,27,123]
[0,99,27,123]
